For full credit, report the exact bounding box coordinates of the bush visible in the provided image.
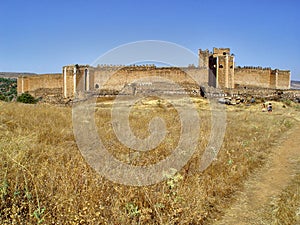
[0,78,17,101]
[0,94,6,101]
[17,92,37,104]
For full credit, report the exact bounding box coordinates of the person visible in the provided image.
[262,103,267,112]
[267,103,272,112]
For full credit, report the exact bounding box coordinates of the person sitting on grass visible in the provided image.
[262,103,267,112]
[267,103,272,112]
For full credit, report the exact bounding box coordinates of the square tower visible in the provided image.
[62,65,93,98]
[198,49,210,69]
[209,48,235,89]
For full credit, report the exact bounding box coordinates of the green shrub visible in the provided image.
[0,78,17,101]
[17,92,37,104]
[0,94,6,101]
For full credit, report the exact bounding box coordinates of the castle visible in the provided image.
[17,48,291,99]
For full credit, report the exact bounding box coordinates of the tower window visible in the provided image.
[223,52,227,55]
[219,64,224,68]
[230,65,233,68]
[95,84,99,89]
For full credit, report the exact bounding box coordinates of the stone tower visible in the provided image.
[198,49,210,68]
[62,64,93,98]
[210,48,235,89]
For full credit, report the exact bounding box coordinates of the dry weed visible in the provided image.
[0,99,298,224]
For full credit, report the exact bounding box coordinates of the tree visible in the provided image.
[0,94,6,101]
[17,92,37,104]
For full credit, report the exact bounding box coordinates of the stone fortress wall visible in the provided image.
[234,67,290,89]
[60,65,209,98]
[17,47,291,99]
[17,74,62,97]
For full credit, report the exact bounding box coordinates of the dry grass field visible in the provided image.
[0,97,299,224]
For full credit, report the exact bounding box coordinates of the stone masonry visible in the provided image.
[17,47,291,99]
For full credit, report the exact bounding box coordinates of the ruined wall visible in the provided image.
[92,66,208,93]
[234,67,272,88]
[183,67,209,85]
[15,46,292,101]
[17,74,62,97]
[16,64,291,101]
[234,67,290,89]
[277,70,290,89]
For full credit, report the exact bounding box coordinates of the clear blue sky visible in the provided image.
[1,0,299,80]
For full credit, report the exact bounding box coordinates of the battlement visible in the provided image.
[96,64,157,68]
[236,66,272,70]
[213,48,231,56]
[198,49,210,54]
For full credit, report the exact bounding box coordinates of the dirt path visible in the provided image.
[214,120,300,225]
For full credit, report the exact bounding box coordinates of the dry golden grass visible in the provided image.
[261,168,300,225]
[270,172,300,224]
[0,98,298,224]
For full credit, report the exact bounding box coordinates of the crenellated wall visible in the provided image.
[234,67,272,88]
[91,66,208,93]
[17,74,62,97]
[234,67,290,89]
[57,65,209,98]
[17,47,291,100]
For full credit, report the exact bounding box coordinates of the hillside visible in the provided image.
[291,80,300,89]
[0,72,36,79]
